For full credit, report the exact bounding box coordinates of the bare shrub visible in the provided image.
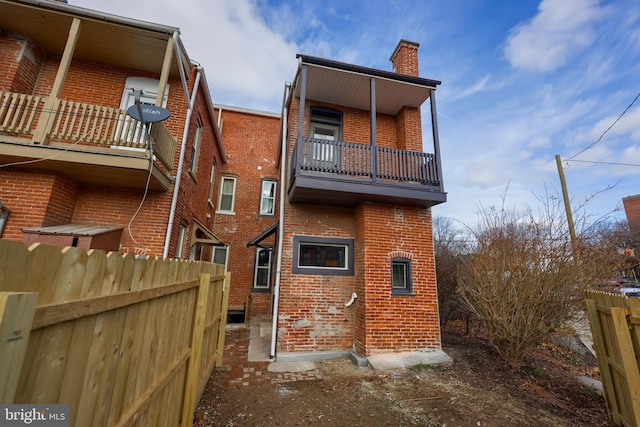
[457,197,619,367]
[433,217,470,330]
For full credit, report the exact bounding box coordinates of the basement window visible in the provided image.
[391,257,414,295]
[292,235,354,276]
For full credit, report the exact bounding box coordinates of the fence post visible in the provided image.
[610,306,640,425]
[0,292,38,403]
[181,273,211,427]
[585,298,620,424]
[215,272,231,368]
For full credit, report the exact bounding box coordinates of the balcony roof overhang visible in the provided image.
[0,0,190,77]
[288,176,447,209]
[0,140,173,191]
[293,54,441,115]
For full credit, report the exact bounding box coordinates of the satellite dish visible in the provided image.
[127,104,171,123]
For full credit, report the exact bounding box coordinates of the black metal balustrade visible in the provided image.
[292,136,440,187]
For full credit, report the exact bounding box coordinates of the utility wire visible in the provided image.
[567,91,640,161]
[567,159,640,167]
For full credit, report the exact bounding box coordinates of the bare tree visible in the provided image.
[433,217,469,329]
[456,196,620,367]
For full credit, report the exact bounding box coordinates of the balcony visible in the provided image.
[288,137,446,208]
[0,90,177,191]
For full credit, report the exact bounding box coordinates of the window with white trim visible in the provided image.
[309,107,342,164]
[0,202,9,237]
[292,235,354,276]
[391,257,413,295]
[212,246,229,272]
[175,221,188,259]
[189,115,203,174]
[253,247,272,290]
[208,162,216,206]
[259,180,277,216]
[217,176,237,214]
[116,77,169,148]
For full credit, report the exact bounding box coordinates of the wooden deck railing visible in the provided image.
[294,136,440,186]
[0,90,177,171]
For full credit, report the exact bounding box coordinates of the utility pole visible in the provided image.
[556,154,579,261]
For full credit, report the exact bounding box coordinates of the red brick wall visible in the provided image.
[0,170,77,240]
[0,33,44,94]
[624,195,640,233]
[300,101,400,149]
[278,57,441,354]
[390,40,420,77]
[278,204,357,352]
[1,40,222,259]
[354,203,440,356]
[212,108,280,313]
[44,174,78,226]
[167,80,225,258]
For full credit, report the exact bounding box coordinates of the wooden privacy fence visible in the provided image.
[0,239,230,427]
[585,291,640,427]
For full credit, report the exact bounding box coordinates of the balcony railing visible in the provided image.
[0,90,176,171]
[292,136,440,187]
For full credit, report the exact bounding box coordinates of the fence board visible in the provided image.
[585,291,640,426]
[0,292,38,403]
[0,241,230,427]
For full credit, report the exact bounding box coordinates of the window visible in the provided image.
[292,235,354,276]
[259,180,277,216]
[253,247,272,290]
[208,162,216,205]
[212,246,229,272]
[391,257,413,295]
[0,202,9,238]
[116,77,169,147]
[189,116,203,174]
[309,107,342,163]
[217,176,237,214]
[175,221,188,258]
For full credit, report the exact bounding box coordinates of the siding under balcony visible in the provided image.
[288,137,446,208]
[0,91,176,191]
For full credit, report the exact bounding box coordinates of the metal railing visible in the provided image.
[295,136,439,186]
[0,90,177,171]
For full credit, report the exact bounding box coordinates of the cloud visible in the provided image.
[79,0,298,111]
[589,105,640,142]
[504,0,606,73]
[447,74,490,102]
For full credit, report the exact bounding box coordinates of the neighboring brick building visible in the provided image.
[0,0,225,259]
[624,194,640,233]
[212,105,281,314]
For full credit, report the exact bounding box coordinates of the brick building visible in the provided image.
[212,105,281,314]
[623,194,640,233]
[270,40,447,359]
[1,0,448,362]
[0,0,225,259]
[218,41,448,360]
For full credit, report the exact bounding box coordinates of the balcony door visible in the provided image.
[309,107,342,169]
[116,77,169,148]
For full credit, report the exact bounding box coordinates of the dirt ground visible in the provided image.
[194,322,612,426]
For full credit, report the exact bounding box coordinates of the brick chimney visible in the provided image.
[390,39,420,76]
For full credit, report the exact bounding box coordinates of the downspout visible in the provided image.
[162,67,202,258]
[270,81,292,359]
